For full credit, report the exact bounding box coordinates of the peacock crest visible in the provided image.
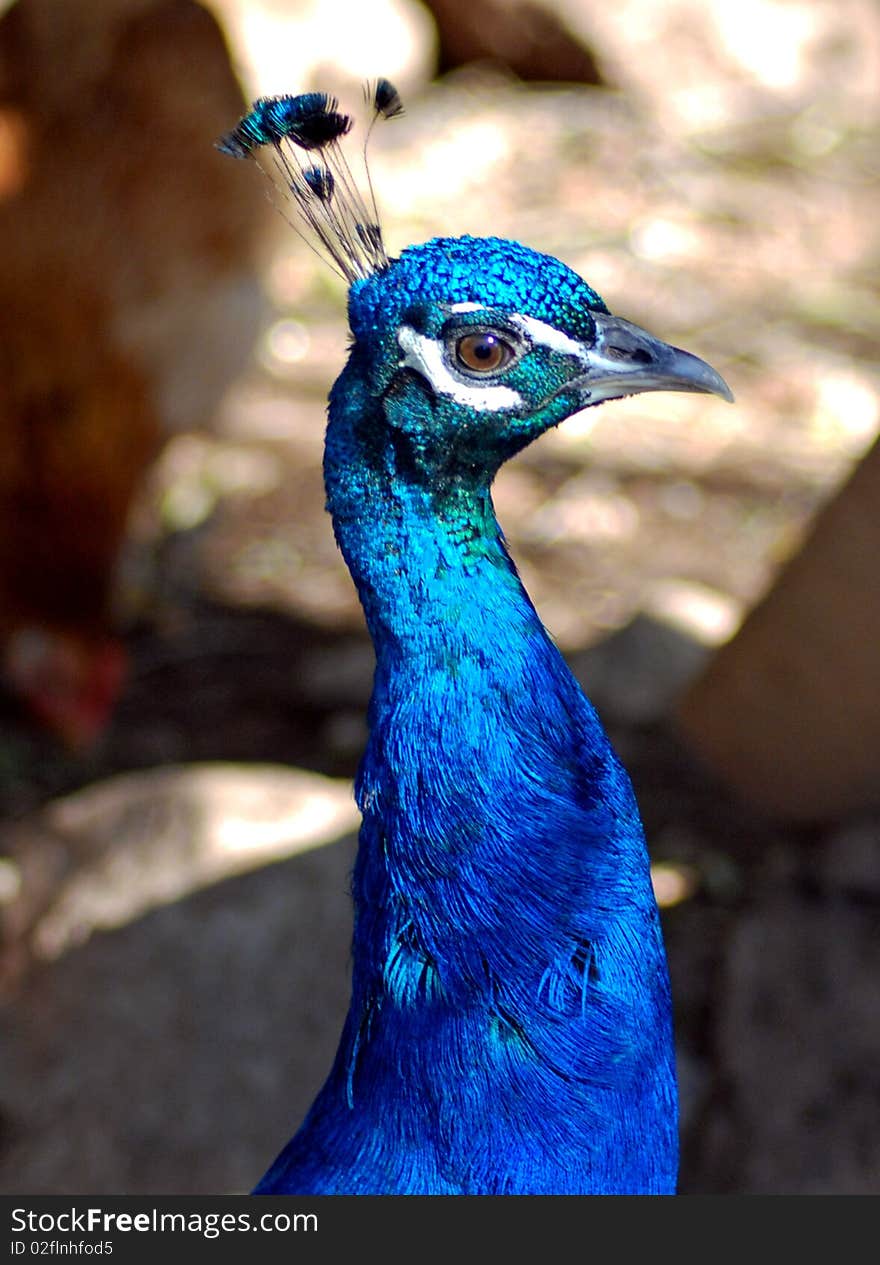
[217,80,404,283]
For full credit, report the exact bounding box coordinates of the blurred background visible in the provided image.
[0,0,878,1194]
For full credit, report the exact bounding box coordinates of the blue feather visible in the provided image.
[302,165,335,202]
[215,93,349,157]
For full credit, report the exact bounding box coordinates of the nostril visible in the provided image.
[608,343,653,364]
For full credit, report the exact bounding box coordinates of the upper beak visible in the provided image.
[575,312,734,405]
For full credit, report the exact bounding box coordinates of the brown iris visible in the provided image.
[455,331,513,374]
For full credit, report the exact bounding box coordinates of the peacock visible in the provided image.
[217,82,732,1196]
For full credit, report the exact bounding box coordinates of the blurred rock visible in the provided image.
[677,435,880,821]
[819,817,880,896]
[0,829,356,1194]
[0,763,359,989]
[702,889,880,1193]
[425,0,604,85]
[569,614,710,726]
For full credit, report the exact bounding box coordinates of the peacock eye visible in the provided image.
[454,331,515,374]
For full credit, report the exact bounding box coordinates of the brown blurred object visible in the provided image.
[424,0,604,85]
[0,0,268,747]
[677,435,880,821]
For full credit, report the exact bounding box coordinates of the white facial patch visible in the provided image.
[510,314,587,360]
[397,325,523,412]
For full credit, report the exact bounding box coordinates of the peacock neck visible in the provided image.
[277,366,679,1194]
[324,370,543,676]
[323,369,653,971]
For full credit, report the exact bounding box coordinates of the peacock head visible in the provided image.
[218,82,732,477]
[346,234,731,472]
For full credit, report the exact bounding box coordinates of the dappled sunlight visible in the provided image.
[1,764,359,970]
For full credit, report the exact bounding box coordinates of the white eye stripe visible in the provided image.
[509,314,586,359]
[397,325,523,411]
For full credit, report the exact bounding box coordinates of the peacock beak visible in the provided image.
[574,312,734,405]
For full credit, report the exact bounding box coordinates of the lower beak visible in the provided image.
[575,312,734,405]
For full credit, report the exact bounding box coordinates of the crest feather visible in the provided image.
[216,82,404,283]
